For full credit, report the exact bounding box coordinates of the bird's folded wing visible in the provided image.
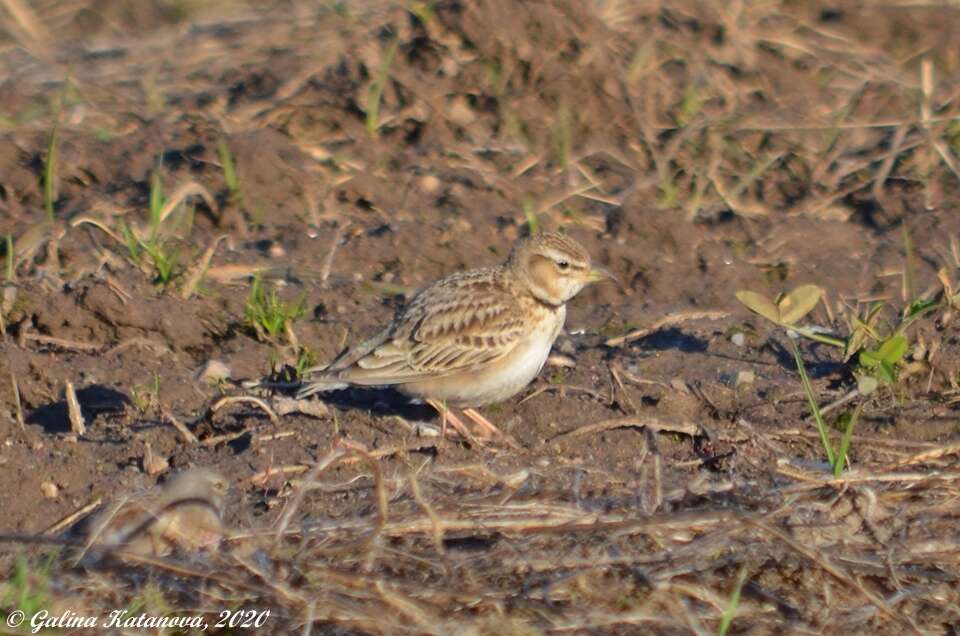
[339,288,527,385]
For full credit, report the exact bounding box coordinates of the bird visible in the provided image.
[298,231,615,443]
[79,468,229,558]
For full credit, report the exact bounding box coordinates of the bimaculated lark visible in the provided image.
[298,231,615,442]
[81,468,228,558]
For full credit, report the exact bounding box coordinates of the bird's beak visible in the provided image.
[584,265,618,284]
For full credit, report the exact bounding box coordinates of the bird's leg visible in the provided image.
[462,408,520,448]
[426,399,481,446]
[438,399,447,442]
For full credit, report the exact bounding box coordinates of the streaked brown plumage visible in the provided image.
[82,468,228,558]
[298,232,614,407]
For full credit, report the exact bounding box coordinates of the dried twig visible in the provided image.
[319,223,344,287]
[211,395,280,424]
[748,519,920,633]
[408,472,445,556]
[605,311,730,347]
[10,370,24,430]
[162,410,198,444]
[26,333,101,351]
[64,381,85,435]
[892,442,960,468]
[550,415,699,442]
[273,444,388,548]
[181,234,227,300]
[157,181,217,225]
[43,498,102,536]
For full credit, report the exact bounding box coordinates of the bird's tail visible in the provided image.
[295,375,348,399]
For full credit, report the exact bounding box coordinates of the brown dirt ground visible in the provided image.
[1,1,959,634]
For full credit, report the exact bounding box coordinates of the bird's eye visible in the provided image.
[557,260,570,270]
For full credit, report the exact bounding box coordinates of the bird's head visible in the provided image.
[509,232,616,305]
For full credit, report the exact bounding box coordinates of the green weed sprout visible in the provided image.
[148,170,164,234]
[119,171,181,289]
[43,120,59,221]
[736,285,841,347]
[2,554,52,622]
[245,275,306,341]
[217,138,241,206]
[366,37,400,137]
[293,347,316,380]
[717,565,748,636]
[550,100,572,169]
[792,342,862,475]
[131,374,161,414]
[522,198,539,234]
[737,283,935,473]
[736,284,936,392]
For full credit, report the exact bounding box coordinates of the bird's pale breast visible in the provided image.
[400,304,565,406]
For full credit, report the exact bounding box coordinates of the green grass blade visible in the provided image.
[43,121,59,221]
[902,224,915,303]
[833,403,862,477]
[245,275,304,341]
[217,138,241,204]
[120,222,141,265]
[896,298,939,334]
[366,37,399,137]
[792,340,835,467]
[550,100,571,169]
[148,171,165,236]
[717,565,748,636]
[522,198,539,234]
[788,325,846,348]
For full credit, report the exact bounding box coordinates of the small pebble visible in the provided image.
[503,469,529,488]
[557,338,576,355]
[447,96,476,126]
[420,175,441,193]
[40,481,59,499]
[736,370,755,388]
[1,284,17,314]
[547,353,576,368]
[196,359,231,384]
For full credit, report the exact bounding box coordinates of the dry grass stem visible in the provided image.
[26,333,101,351]
[606,311,731,346]
[64,381,84,435]
[10,369,24,430]
[550,415,699,442]
[162,409,199,444]
[43,498,102,536]
[210,395,280,424]
[157,181,217,225]
[181,234,227,299]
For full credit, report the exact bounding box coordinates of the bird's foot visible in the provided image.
[463,408,520,449]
